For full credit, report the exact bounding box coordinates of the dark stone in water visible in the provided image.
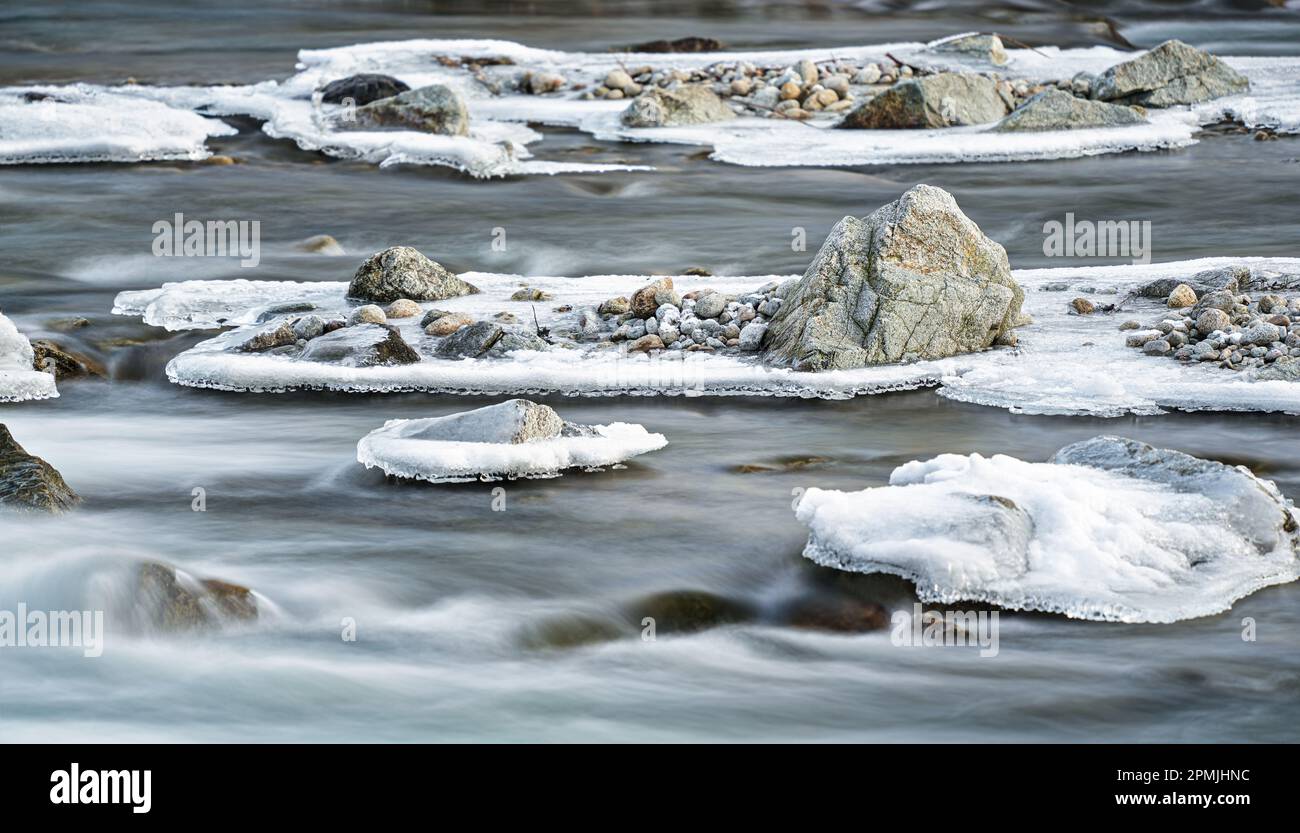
[0,424,80,513]
[623,589,756,634]
[256,302,317,322]
[782,596,890,633]
[137,562,257,631]
[318,73,410,106]
[627,36,724,53]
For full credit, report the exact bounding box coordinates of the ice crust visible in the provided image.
[0,86,237,165]
[794,436,1300,623]
[356,412,667,483]
[113,257,1300,416]
[0,312,58,403]
[2,39,1296,172]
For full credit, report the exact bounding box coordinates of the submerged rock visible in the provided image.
[623,590,755,634]
[992,89,1146,132]
[348,246,479,303]
[351,84,470,136]
[294,234,346,256]
[0,424,80,513]
[30,339,106,379]
[627,36,725,53]
[1092,39,1248,107]
[763,184,1023,371]
[620,85,737,128]
[838,73,1011,129]
[318,73,410,106]
[298,324,420,367]
[136,562,257,631]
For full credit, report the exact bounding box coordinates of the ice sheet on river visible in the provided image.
[3,38,1297,172]
[0,312,57,403]
[112,257,1300,415]
[0,86,237,165]
[794,436,1300,623]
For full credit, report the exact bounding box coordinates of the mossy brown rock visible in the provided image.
[0,424,80,513]
[30,339,107,379]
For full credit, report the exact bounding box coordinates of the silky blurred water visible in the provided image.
[1,0,1299,742]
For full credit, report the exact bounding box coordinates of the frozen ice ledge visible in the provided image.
[2,37,1297,174]
[795,436,1300,623]
[0,311,58,403]
[111,256,1300,417]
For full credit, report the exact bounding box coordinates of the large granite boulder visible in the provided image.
[1092,40,1248,107]
[620,85,737,128]
[318,73,410,106]
[992,89,1147,132]
[348,246,479,303]
[0,424,80,513]
[838,73,1011,129]
[762,185,1023,371]
[351,84,470,136]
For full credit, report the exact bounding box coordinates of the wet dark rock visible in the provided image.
[318,73,410,106]
[627,36,724,53]
[0,424,81,513]
[622,589,756,634]
[30,339,106,379]
[432,320,504,358]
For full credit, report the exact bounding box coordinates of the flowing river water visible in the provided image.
[1,0,1299,741]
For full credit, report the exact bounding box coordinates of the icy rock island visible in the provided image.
[356,399,667,483]
[795,436,1300,623]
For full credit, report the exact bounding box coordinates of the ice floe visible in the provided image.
[113,256,1300,416]
[2,37,1296,173]
[356,399,667,483]
[0,312,58,403]
[0,86,236,165]
[794,436,1300,623]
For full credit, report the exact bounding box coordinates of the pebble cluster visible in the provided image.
[516,55,1058,122]
[565,276,783,354]
[1120,282,1300,375]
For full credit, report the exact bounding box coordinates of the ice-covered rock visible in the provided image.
[0,424,80,513]
[838,73,1011,129]
[992,89,1146,132]
[795,436,1300,623]
[0,311,58,402]
[348,246,479,302]
[356,399,667,482]
[763,184,1023,370]
[1092,40,1249,108]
